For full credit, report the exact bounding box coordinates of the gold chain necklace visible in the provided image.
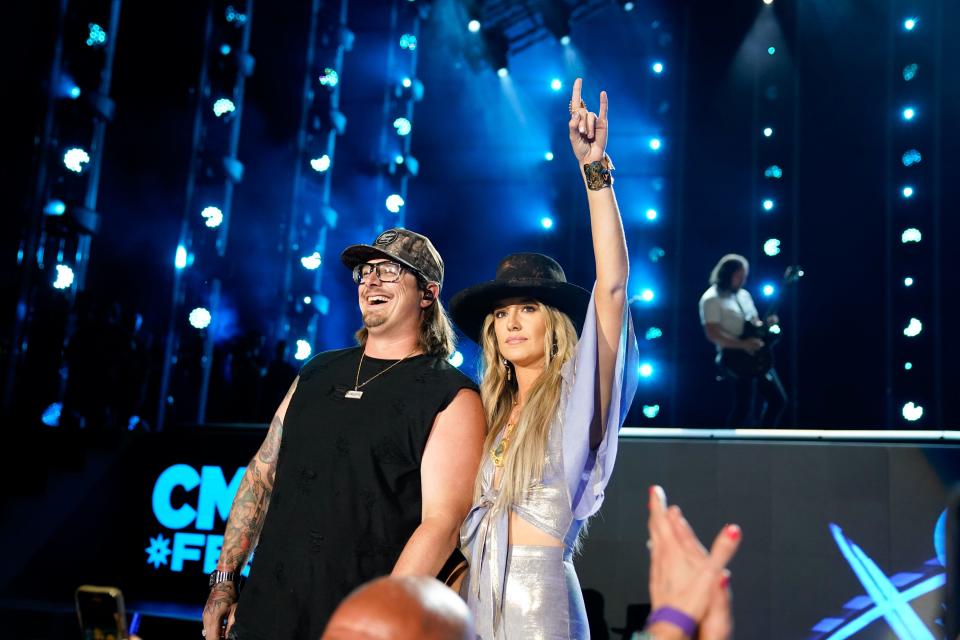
[490,402,522,467]
[344,349,418,399]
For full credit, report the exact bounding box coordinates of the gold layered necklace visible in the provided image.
[490,401,522,467]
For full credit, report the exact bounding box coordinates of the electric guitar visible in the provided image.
[719,265,803,378]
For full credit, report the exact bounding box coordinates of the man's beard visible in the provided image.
[362,310,388,329]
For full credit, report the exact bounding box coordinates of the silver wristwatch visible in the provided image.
[208,569,238,588]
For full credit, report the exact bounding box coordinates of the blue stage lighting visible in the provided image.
[903,18,917,31]
[642,404,660,419]
[68,85,81,100]
[213,98,235,118]
[903,317,922,337]
[401,77,412,88]
[763,199,775,211]
[560,35,571,46]
[904,362,913,370]
[399,33,418,50]
[540,216,554,229]
[42,402,62,427]
[44,199,66,216]
[53,264,74,290]
[301,252,322,270]
[902,149,922,166]
[645,327,663,341]
[763,127,773,137]
[902,186,914,198]
[393,117,412,136]
[767,46,776,55]
[295,340,312,361]
[902,402,923,421]
[86,23,107,47]
[303,296,312,304]
[645,208,658,221]
[63,147,90,173]
[648,247,665,263]
[225,6,248,24]
[544,151,554,161]
[764,164,783,179]
[201,206,223,228]
[902,107,916,121]
[220,44,232,56]
[448,351,464,368]
[904,277,914,287]
[385,194,405,213]
[762,283,776,297]
[903,63,918,81]
[311,154,331,172]
[189,307,212,330]
[550,78,562,91]
[648,138,662,151]
[652,62,664,74]
[497,68,509,78]
[468,20,481,32]
[639,362,654,378]
[640,288,655,303]
[901,228,922,243]
[764,238,781,256]
[319,68,339,87]
[175,245,188,270]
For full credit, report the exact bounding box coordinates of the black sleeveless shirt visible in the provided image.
[232,347,478,640]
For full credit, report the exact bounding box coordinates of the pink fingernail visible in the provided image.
[721,575,730,589]
[726,524,741,541]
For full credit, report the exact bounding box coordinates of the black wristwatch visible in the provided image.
[209,569,239,589]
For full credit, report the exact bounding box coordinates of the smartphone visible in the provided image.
[947,484,960,640]
[75,585,128,640]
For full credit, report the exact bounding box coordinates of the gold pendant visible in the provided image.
[491,438,508,467]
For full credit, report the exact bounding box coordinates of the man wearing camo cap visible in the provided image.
[203,229,485,640]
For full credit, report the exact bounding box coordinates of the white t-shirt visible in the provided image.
[699,286,758,341]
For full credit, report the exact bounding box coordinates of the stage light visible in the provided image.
[68,85,81,99]
[902,402,923,422]
[639,362,654,378]
[902,107,916,121]
[763,199,775,211]
[540,216,554,229]
[640,288,655,303]
[385,194,405,213]
[294,340,312,361]
[41,402,62,427]
[189,307,212,330]
[903,317,922,337]
[903,18,917,31]
[762,283,776,297]
[904,277,914,287]
[550,78,562,91]
[201,206,223,228]
[764,238,781,256]
[652,62,664,74]
[86,23,107,47]
[393,117,412,136]
[560,35,571,46]
[310,154,331,172]
[763,127,773,137]
[303,296,312,304]
[901,228,922,243]
[319,68,339,87]
[63,147,90,173]
[764,165,783,179]
[902,186,914,198]
[763,0,774,5]
[53,264,74,290]
[902,149,922,166]
[645,208,658,221]
[127,416,142,431]
[399,33,418,50]
[225,6,248,24]
[645,327,663,341]
[213,98,235,118]
[468,20,481,32]
[904,362,913,370]
[497,67,509,78]
[903,64,918,81]
[648,247,666,263]
[544,151,554,161]
[175,245,188,270]
[44,199,66,216]
[767,46,776,55]
[301,252,322,270]
[642,404,660,419]
[220,44,232,56]
[401,77,412,89]
[448,351,464,368]
[648,138,662,151]
[769,324,781,335]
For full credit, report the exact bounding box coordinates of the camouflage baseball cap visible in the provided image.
[340,228,444,288]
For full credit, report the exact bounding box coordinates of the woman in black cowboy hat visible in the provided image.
[450,78,639,640]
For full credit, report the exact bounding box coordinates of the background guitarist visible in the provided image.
[698,253,787,427]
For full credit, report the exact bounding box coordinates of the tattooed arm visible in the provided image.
[202,378,298,640]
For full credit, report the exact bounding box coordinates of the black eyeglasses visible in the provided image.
[352,261,405,284]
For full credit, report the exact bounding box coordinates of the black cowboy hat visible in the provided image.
[448,253,590,344]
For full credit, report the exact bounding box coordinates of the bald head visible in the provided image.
[321,576,473,640]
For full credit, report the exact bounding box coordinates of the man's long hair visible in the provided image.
[355,280,456,358]
[709,254,749,292]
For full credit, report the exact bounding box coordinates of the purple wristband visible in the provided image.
[646,606,697,638]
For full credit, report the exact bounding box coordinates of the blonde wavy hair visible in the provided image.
[475,301,578,513]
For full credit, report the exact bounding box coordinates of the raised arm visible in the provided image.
[392,388,486,576]
[568,77,628,444]
[202,377,298,639]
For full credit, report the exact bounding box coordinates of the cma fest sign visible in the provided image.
[144,464,253,576]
